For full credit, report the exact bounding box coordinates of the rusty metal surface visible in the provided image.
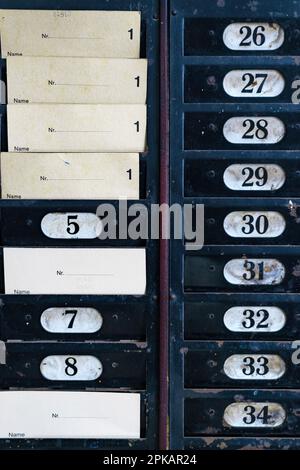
[0,0,160,451]
[159,0,170,451]
[170,0,300,450]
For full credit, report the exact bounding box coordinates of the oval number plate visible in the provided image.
[41,213,103,239]
[223,164,285,191]
[223,117,285,144]
[223,23,284,51]
[40,355,103,381]
[223,354,286,380]
[223,306,286,333]
[40,307,103,333]
[223,258,285,285]
[224,402,286,427]
[223,70,285,97]
[223,211,286,238]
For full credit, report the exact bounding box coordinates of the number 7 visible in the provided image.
[255,73,268,93]
[64,309,78,328]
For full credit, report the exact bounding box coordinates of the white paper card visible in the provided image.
[0,391,140,439]
[4,248,146,295]
[0,10,141,58]
[7,57,147,104]
[7,104,146,153]
[1,152,139,199]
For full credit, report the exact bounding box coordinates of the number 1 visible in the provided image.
[128,28,134,40]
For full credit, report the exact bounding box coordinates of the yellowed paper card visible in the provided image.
[7,57,147,104]
[0,391,140,439]
[1,152,139,199]
[7,104,146,152]
[4,248,146,295]
[0,9,140,58]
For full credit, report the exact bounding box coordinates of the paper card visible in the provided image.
[4,248,146,295]
[0,9,140,58]
[7,104,146,152]
[7,57,147,104]
[0,391,140,439]
[1,152,139,199]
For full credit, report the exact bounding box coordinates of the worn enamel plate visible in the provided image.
[223,164,285,191]
[224,402,286,427]
[223,354,286,380]
[223,306,286,332]
[223,211,286,238]
[40,307,103,333]
[223,23,284,51]
[223,70,285,97]
[40,355,103,381]
[223,116,285,144]
[41,213,103,239]
[223,258,285,285]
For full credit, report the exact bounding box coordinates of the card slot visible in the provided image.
[0,342,147,389]
[0,10,141,59]
[0,152,141,200]
[0,391,142,439]
[184,389,300,437]
[7,104,147,153]
[3,247,147,295]
[0,300,148,341]
[6,57,147,105]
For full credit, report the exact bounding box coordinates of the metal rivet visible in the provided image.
[209,123,218,132]
[207,360,217,368]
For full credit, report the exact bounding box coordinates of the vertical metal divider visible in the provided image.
[159,0,170,451]
[169,5,185,450]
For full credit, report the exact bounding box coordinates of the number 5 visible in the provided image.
[67,215,79,235]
